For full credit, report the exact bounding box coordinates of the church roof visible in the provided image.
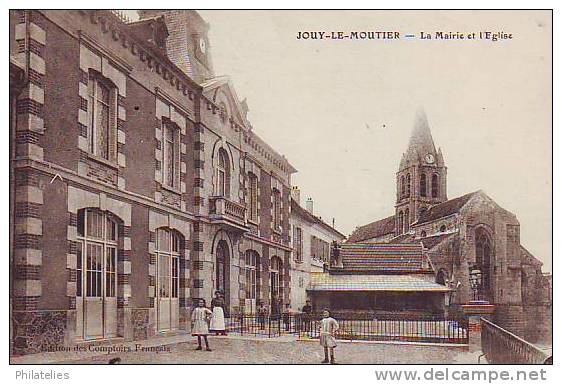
[416,191,479,224]
[337,243,433,274]
[400,107,442,170]
[347,215,395,242]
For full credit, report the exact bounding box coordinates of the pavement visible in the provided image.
[11,332,479,364]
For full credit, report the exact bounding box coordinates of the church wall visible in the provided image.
[413,215,459,238]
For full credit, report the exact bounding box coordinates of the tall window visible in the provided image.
[400,175,405,197]
[245,251,259,300]
[216,240,229,295]
[162,122,180,189]
[406,173,411,197]
[248,173,258,222]
[420,173,427,197]
[270,256,283,301]
[432,174,439,198]
[404,208,410,233]
[156,228,181,299]
[88,73,116,161]
[76,209,118,299]
[217,148,230,197]
[273,188,282,232]
[311,236,318,259]
[397,211,404,234]
[476,228,493,293]
[293,226,303,262]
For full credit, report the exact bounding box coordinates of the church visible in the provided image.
[346,109,551,343]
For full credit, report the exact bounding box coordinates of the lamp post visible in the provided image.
[469,266,482,302]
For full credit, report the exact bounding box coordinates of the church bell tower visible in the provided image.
[395,108,447,235]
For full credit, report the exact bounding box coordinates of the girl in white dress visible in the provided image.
[209,291,227,335]
[191,299,212,351]
[319,309,339,364]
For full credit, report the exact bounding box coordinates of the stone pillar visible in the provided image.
[461,302,495,351]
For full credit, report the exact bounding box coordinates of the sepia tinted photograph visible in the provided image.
[8,8,552,367]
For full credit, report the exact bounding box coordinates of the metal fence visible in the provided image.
[226,313,468,344]
[481,317,551,364]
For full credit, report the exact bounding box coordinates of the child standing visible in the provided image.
[191,299,213,351]
[319,309,339,364]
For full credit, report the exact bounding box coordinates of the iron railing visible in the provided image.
[226,313,468,344]
[481,317,551,364]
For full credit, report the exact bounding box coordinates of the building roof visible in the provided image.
[416,191,479,225]
[291,199,346,239]
[308,273,449,292]
[337,243,433,273]
[347,215,396,243]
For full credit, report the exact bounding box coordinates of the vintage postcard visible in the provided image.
[8,8,552,371]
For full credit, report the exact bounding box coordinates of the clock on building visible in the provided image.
[199,38,207,54]
[425,153,435,164]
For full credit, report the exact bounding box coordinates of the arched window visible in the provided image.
[216,240,229,296]
[420,173,427,197]
[406,174,411,197]
[217,148,230,197]
[397,211,404,234]
[270,256,283,302]
[420,230,427,238]
[404,208,410,232]
[248,172,259,222]
[440,225,446,232]
[245,250,260,300]
[432,174,439,198]
[76,208,119,338]
[87,72,117,161]
[77,209,118,299]
[400,175,405,197]
[475,228,493,294]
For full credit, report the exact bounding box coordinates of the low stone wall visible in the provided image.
[12,310,69,356]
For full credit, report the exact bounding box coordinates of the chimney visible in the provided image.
[306,197,314,215]
[291,186,301,205]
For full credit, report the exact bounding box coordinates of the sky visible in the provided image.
[124,10,552,271]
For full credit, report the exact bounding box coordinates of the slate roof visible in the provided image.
[291,199,346,239]
[416,191,479,224]
[338,243,433,273]
[347,215,396,243]
[308,273,449,292]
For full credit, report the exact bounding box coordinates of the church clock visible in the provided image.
[424,153,435,164]
[199,38,207,54]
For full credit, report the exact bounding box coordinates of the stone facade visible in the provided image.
[348,109,552,344]
[9,10,296,355]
